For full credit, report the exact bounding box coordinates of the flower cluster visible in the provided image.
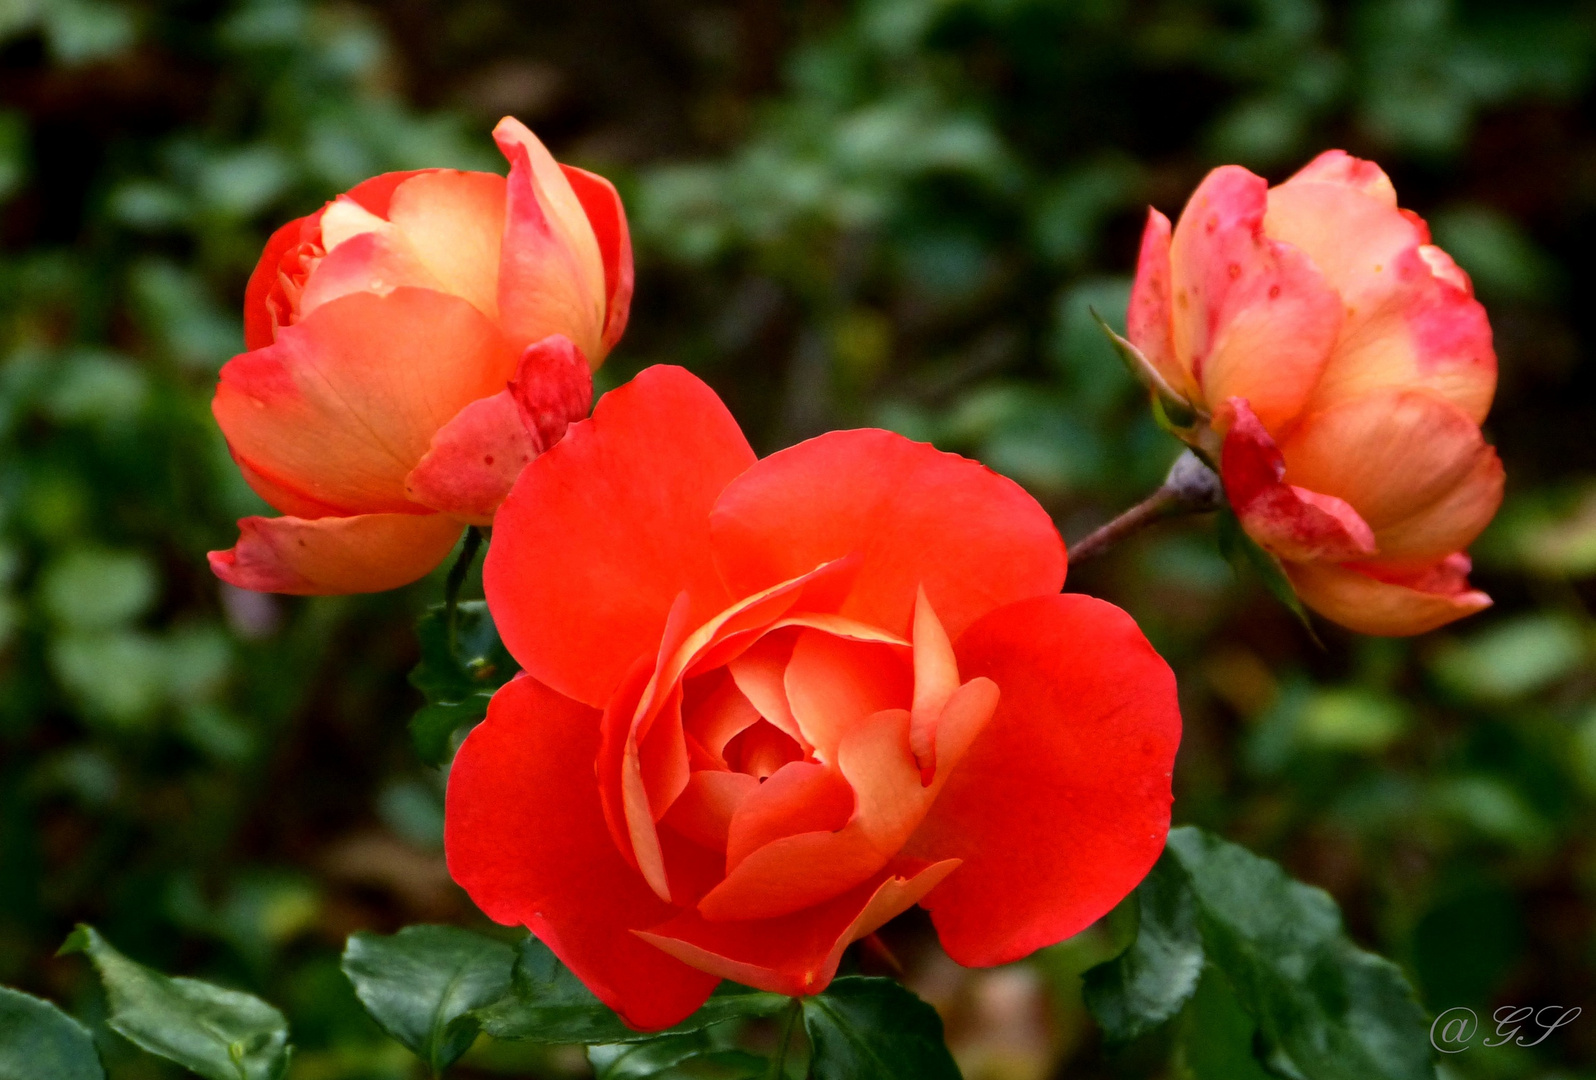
[208,122,1505,1027]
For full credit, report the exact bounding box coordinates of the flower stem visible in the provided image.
[1068,450,1222,565]
[444,526,485,653]
[766,997,802,1080]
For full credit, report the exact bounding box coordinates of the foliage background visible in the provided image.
[3,0,1595,1076]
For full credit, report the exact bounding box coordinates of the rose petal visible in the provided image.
[446,674,719,1030]
[1126,207,1198,401]
[404,390,538,524]
[1168,165,1342,432]
[209,511,463,595]
[386,169,506,320]
[214,288,521,516]
[1219,397,1377,563]
[484,366,756,707]
[636,858,959,997]
[1280,389,1504,561]
[244,217,311,351]
[561,163,634,359]
[710,428,1066,643]
[907,594,1180,967]
[1286,559,1492,636]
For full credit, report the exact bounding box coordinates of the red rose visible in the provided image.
[445,366,1182,1029]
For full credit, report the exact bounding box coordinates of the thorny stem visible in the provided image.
[1068,450,1223,565]
[444,527,485,653]
[766,997,803,1080]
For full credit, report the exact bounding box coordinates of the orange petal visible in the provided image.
[909,587,958,776]
[404,390,537,524]
[214,289,521,516]
[561,163,634,361]
[1126,207,1198,402]
[1281,389,1504,561]
[1286,559,1492,636]
[209,511,463,595]
[1168,165,1342,431]
[783,630,912,764]
[663,770,760,851]
[1266,160,1496,425]
[493,117,607,360]
[1282,149,1398,204]
[636,858,959,997]
[385,170,506,320]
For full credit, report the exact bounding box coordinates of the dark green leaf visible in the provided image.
[1165,827,1436,1080]
[801,977,960,1080]
[340,925,514,1073]
[1178,969,1276,1080]
[588,1031,765,1079]
[475,938,788,1045]
[0,986,105,1080]
[408,600,515,765]
[59,925,290,1080]
[1082,848,1204,1041]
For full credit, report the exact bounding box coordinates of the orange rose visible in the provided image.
[1128,151,1503,635]
[209,117,631,594]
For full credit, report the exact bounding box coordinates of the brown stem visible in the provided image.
[1068,450,1222,565]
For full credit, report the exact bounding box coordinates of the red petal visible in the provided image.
[907,594,1181,967]
[636,858,959,996]
[507,334,594,449]
[562,163,634,359]
[484,366,756,708]
[709,429,1065,643]
[244,217,310,351]
[344,169,431,217]
[208,511,462,595]
[1219,397,1376,563]
[446,674,719,1030]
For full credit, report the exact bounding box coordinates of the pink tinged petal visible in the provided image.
[231,450,349,519]
[445,675,719,1030]
[685,675,763,764]
[209,511,463,595]
[636,858,960,997]
[1267,172,1496,425]
[784,629,913,764]
[1286,559,1492,636]
[493,117,607,360]
[1280,389,1504,561]
[298,229,446,320]
[402,334,595,524]
[1282,149,1398,204]
[727,634,806,750]
[1219,398,1376,563]
[213,289,521,515]
[1168,165,1341,431]
[385,170,506,320]
[507,334,594,449]
[561,164,634,359]
[404,391,538,524]
[1126,207,1198,401]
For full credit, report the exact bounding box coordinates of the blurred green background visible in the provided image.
[3,0,1596,1076]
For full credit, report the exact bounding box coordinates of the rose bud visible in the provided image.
[1127,150,1503,635]
[209,117,631,594]
[445,365,1181,1030]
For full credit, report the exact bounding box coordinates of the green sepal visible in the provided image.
[408,599,515,765]
[1216,504,1320,642]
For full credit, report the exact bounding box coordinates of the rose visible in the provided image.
[444,365,1182,1029]
[209,117,631,594]
[1127,151,1504,635]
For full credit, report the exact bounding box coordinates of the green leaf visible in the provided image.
[59,925,291,1080]
[587,1031,764,1079]
[1082,848,1204,1041]
[801,977,960,1080]
[408,600,515,765]
[475,937,788,1045]
[1175,828,1434,1080]
[0,986,105,1080]
[340,925,514,1074]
